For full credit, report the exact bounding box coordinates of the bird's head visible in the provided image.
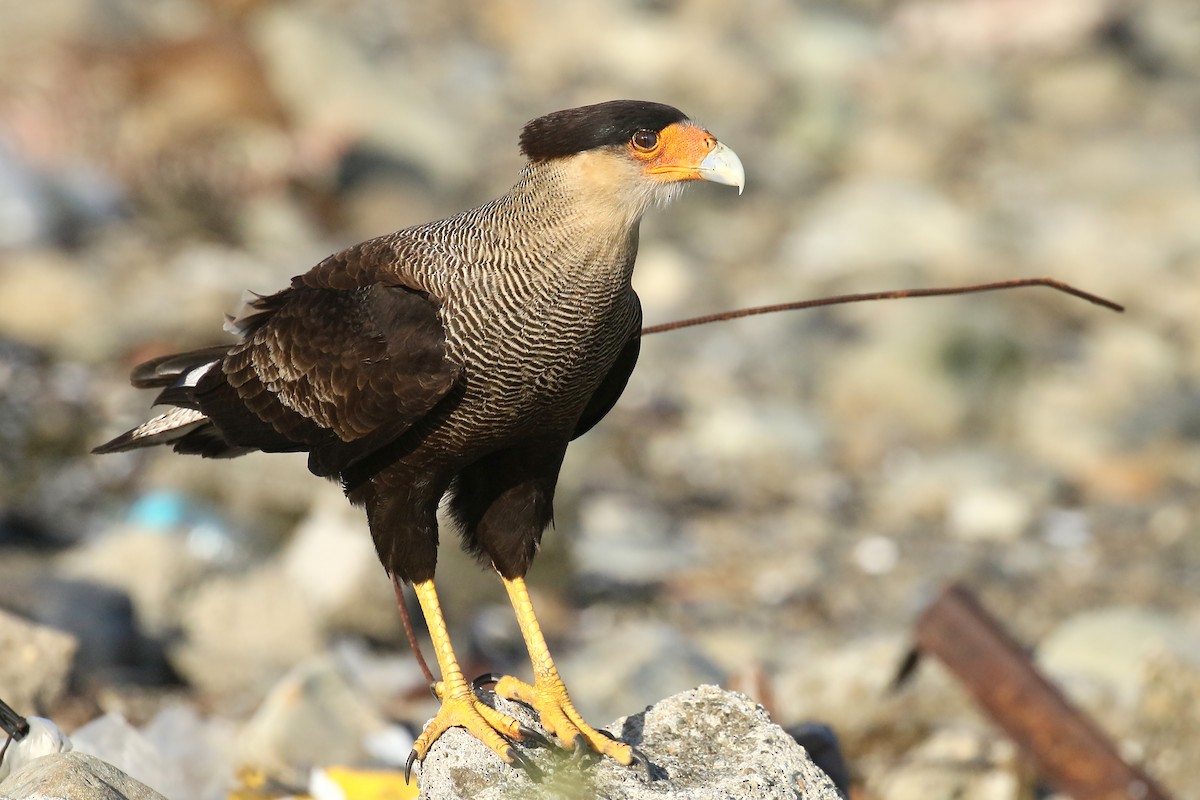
[518,100,744,224]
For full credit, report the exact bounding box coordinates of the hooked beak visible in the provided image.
[697,141,745,195]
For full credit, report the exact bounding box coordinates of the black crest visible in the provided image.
[519,100,688,161]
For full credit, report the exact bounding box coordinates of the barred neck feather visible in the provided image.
[401,154,652,375]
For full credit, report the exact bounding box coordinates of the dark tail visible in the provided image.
[93,346,253,458]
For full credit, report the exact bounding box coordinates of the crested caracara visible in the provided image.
[95,100,744,774]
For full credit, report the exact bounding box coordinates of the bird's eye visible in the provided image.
[631,129,659,152]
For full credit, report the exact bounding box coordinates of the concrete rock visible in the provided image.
[0,752,166,800]
[69,714,173,799]
[416,685,842,800]
[0,608,77,714]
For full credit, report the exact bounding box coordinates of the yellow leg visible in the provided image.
[406,579,539,778]
[494,576,644,768]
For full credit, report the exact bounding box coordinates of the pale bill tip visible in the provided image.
[698,142,745,195]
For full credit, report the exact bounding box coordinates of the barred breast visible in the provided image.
[378,164,643,454]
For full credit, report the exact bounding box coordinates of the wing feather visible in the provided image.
[572,296,642,439]
[195,280,459,476]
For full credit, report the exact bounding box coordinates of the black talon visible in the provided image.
[569,733,596,764]
[472,672,504,692]
[404,749,419,784]
[517,725,553,749]
[507,747,544,782]
[628,745,652,781]
[595,730,652,779]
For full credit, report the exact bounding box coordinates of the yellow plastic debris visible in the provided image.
[308,767,420,800]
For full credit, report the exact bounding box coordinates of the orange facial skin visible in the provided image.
[630,122,720,183]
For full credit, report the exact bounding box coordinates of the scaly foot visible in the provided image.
[475,672,649,773]
[496,575,651,774]
[403,579,551,782]
[407,676,548,781]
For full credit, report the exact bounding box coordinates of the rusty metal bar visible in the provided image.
[916,584,1170,800]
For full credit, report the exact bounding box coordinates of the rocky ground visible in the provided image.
[1,0,1199,798]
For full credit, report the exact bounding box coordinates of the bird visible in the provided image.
[94,99,745,774]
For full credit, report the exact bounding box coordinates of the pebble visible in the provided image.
[781,177,977,279]
[946,485,1032,542]
[570,494,686,593]
[853,534,900,575]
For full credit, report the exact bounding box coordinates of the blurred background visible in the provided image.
[1,0,1198,797]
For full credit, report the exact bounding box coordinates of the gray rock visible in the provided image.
[14,578,173,687]
[0,608,76,714]
[416,685,842,800]
[781,177,978,279]
[0,142,52,248]
[169,563,323,706]
[69,708,235,800]
[236,655,404,788]
[281,498,401,643]
[0,752,166,800]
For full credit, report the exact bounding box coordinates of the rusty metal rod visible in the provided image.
[916,584,1170,800]
[0,696,29,771]
[0,697,28,742]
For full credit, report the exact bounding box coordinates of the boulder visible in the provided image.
[0,752,167,800]
[416,685,842,800]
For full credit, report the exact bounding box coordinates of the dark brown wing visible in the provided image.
[571,298,642,440]
[196,281,459,477]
